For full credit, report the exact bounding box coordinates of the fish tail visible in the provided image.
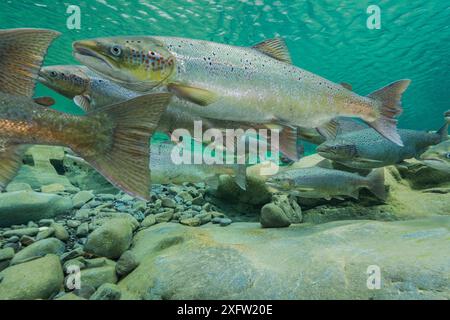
[79,93,172,201]
[0,28,60,97]
[366,168,387,201]
[365,79,411,146]
[436,122,448,142]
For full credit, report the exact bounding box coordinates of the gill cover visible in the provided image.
[73,37,175,91]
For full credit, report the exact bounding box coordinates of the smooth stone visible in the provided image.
[72,285,96,299]
[161,197,177,208]
[154,210,174,223]
[180,217,201,227]
[84,219,133,259]
[76,223,90,237]
[6,182,32,192]
[35,227,55,241]
[0,254,64,300]
[133,200,147,212]
[20,235,35,246]
[67,220,81,228]
[178,191,193,202]
[2,227,39,238]
[10,238,65,265]
[41,183,66,193]
[0,191,73,227]
[72,191,95,209]
[79,265,118,289]
[90,283,122,300]
[51,223,69,241]
[260,203,291,228]
[196,212,212,225]
[219,218,232,227]
[141,215,157,228]
[115,251,139,277]
[0,247,14,261]
[5,236,19,243]
[74,209,91,220]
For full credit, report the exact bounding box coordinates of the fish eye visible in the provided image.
[445,152,450,159]
[110,45,122,57]
[50,71,57,77]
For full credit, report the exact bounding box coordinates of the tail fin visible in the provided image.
[233,164,247,190]
[437,123,448,142]
[0,28,60,97]
[0,145,28,191]
[366,79,411,146]
[366,168,387,201]
[80,93,172,200]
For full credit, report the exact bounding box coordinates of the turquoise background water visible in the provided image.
[1,0,449,131]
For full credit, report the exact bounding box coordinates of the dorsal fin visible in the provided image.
[251,38,292,64]
[0,29,60,97]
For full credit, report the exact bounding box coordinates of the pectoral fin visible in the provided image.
[356,158,385,164]
[0,144,28,191]
[317,119,339,140]
[251,38,292,64]
[74,95,92,113]
[340,82,353,91]
[168,83,218,106]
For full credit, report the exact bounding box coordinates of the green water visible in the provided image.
[1,0,449,131]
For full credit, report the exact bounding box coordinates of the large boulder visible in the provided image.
[0,254,64,300]
[0,191,73,227]
[118,217,450,300]
[84,219,134,259]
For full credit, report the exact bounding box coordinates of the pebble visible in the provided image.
[180,217,201,227]
[161,197,177,208]
[76,223,90,237]
[51,223,69,242]
[72,191,95,209]
[141,215,157,228]
[36,227,55,241]
[67,220,81,228]
[155,210,174,223]
[20,235,35,246]
[38,219,55,227]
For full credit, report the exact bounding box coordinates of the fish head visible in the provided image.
[316,139,358,161]
[419,141,450,173]
[445,110,450,124]
[72,37,175,90]
[265,173,295,192]
[38,65,88,98]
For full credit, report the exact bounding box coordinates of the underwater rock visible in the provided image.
[72,191,95,209]
[84,219,133,259]
[0,191,73,227]
[180,217,201,227]
[154,210,174,223]
[79,264,118,290]
[115,251,139,277]
[118,218,450,299]
[51,223,70,242]
[11,146,75,190]
[55,293,86,300]
[10,238,66,266]
[35,227,55,241]
[0,247,14,272]
[260,203,291,228]
[89,283,122,300]
[272,194,303,224]
[2,227,39,238]
[0,254,64,300]
[5,183,32,192]
[141,215,157,228]
[41,183,67,194]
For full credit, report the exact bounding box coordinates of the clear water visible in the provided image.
[1,0,449,131]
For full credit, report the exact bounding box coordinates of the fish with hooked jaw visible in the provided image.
[0,29,171,200]
[72,36,410,151]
